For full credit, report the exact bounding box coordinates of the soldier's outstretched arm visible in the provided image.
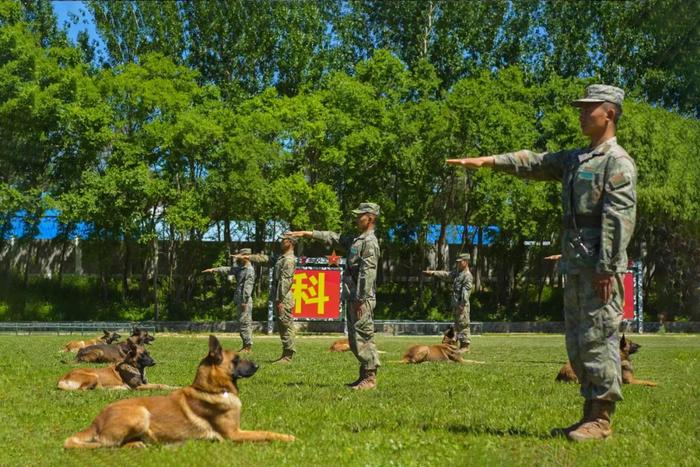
[232,253,269,264]
[447,150,567,182]
[286,230,343,249]
[202,266,231,274]
[423,270,451,280]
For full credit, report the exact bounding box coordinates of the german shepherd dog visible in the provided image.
[555,335,657,386]
[397,327,484,364]
[328,338,350,352]
[64,336,295,448]
[59,339,174,391]
[61,330,121,353]
[76,328,154,363]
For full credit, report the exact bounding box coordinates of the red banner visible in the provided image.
[622,272,635,320]
[291,268,342,319]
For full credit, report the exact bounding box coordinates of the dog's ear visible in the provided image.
[208,335,223,364]
[621,334,627,345]
[132,327,141,336]
[103,329,110,336]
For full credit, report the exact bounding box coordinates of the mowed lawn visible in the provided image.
[0,333,698,466]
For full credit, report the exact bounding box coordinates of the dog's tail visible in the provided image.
[64,425,102,449]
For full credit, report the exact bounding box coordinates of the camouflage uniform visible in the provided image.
[311,228,381,371]
[431,257,473,346]
[493,136,637,402]
[271,252,297,353]
[211,252,268,348]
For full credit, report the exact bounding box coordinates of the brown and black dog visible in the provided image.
[59,339,174,391]
[64,335,295,448]
[61,330,121,353]
[555,335,657,387]
[328,338,350,352]
[76,328,155,363]
[398,327,484,364]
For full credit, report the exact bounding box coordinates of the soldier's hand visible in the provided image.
[202,268,214,274]
[352,301,364,317]
[446,156,495,169]
[276,302,285,314]
[544,254,562,261]
[422,270,433,276]
[592,272,615,302]
[232,254,250,260]
[240,304,248,312]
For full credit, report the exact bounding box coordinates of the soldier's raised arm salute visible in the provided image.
[286,202,381,391]
[448,85,637,442]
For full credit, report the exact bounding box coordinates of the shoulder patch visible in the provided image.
[608,173,631,189]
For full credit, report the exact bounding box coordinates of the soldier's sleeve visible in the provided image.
[597,155,637,274]
[356,240,379,301]
[493,149,568,182]
[431,271,451,280]
[241,269,255,302]
[276,257,296,302]
[460,271,474,305]
[248,253,269,264]
[311,230,342,249]
[210,266,231,274]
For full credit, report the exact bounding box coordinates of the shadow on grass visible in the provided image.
[430,423,550,440]
[282,381,336,388]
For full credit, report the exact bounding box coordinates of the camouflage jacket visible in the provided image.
[311,229,380,301]
[432,268,473,308]
[211,254,268,304]
[271,253,296,304]
[493,137,637,274]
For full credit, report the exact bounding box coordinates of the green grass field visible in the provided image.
[0,333,698,466]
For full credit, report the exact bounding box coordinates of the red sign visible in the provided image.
[291,268,342,319]
[622,272,635,320]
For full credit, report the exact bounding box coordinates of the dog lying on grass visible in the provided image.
[397,327,484,364]
[64,335,294,449]
[555,335,657,387]
[328,338,350,352]
[76,328,154,363]
[61,330,121,353]
[58,339,174,391]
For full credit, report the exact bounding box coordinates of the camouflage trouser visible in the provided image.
[454,303,471,345]
[277,299,296,353]
[238,300,253,347]
[564,269,624,401]
[348,299,380,370]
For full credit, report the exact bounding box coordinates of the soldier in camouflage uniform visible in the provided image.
[423,252,473,352]
[202,248,269,352]
[447,85,636,441]
[270,235,298,364]
[287,202,381,390]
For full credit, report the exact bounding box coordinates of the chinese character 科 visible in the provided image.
[293,272,330,315]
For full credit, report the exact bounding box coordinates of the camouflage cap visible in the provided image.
[235,248,252,255]
[571,84,624,107]
[279,234,298,244]
[455,253,471,262]
[351,202,380,216]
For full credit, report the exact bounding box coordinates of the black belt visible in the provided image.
[562,215,601,229]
